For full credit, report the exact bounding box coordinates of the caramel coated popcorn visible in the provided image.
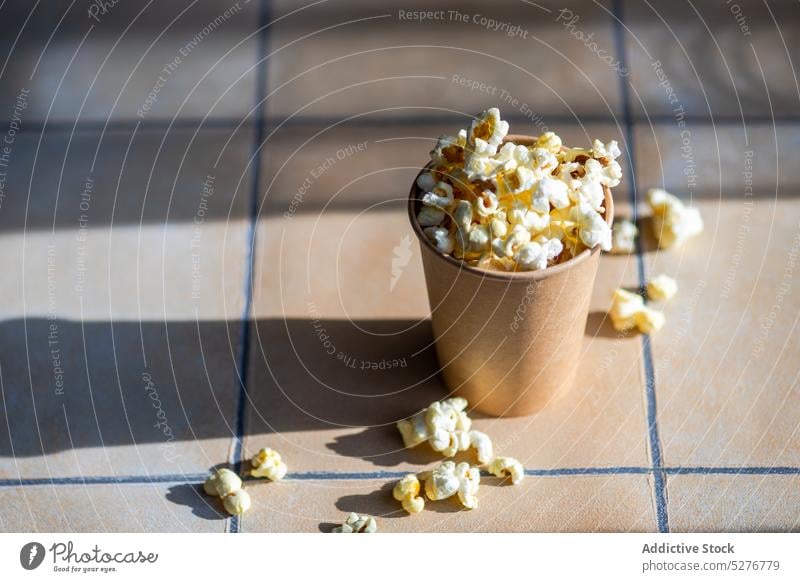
[416,109,622,271]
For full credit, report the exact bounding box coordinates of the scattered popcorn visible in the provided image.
[468,430,494,465]
[647,188,703,248]
[222,489,251,516]
[203,468,242,498]
[392,474,425,515]
[647,274,678,302]
[423,461,481,510]
[488,457,525,485]
[637,307,666,334]
[332,513,377,533]
[397,397,472,457]
[611,218,638,254]
[609,288,665,334]
[250,447,288,481]
[455,462,481,509]
[202,468,252,516]
[416,109,621,271]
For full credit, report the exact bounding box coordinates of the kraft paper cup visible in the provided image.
[408,135,614,417]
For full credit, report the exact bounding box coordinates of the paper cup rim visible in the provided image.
[407,134,615,282]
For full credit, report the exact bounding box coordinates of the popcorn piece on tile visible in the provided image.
[609,288,666,334]
[203,468,242,498]
[397,397,472,455]
[222,489,251,516]
[609,288,644,331]
[488,457,525,485]
[423,461,480,509]
[250,447,288,481]
[647,274,678,301]
[424,461,462,501]
[468,430,493,465]
[332,512,377,533]
[392,474,425,515]
[647,188,703,248]
[637,306,666,333]
[455,462,481,509]
[397,410,433,448]
[611,219,638,254]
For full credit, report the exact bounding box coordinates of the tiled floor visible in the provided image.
[0,0,798,533]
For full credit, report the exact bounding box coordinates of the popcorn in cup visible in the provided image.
[407,109,618,416]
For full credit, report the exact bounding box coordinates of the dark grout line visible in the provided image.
[9,114,800,136]
[610,0,669,534]
[227,0,271,535]
[524,467,650,476]
[3,466,797,488]
[0,474,209,487]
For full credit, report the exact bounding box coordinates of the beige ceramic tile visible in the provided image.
[0,1,259,121]
[0,483,226,532]
[644,199,800,467]
[265,0,622,120]
[634,123,800,199]
[667,474,800,532]
[0,317,241,480]
[0,127,252,321]
[240,474,657,532]
[623,1,800,117]
[0,126,252,480]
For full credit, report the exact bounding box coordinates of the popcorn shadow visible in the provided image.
[165,484,227,521]
[584,311,622,339]
[327,426,444,468]
[334,481,463,518]
[636,216,661,254]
